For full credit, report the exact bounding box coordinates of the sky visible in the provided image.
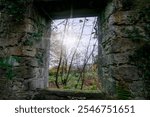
[50,17,98,67]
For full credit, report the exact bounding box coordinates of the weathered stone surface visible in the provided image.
[33,89,106,100]
[113,0,134,11]
[102,1,115,23]
[0,0,149,100]
[98,0,150,99]
[101,76,116,96]
[128,81,145,97]
[0,1,50,99]
[109,11,136,25]
[23,77,46,90]
[109,38,139,53]
[0,78,7,90]
[100,50,135,68]
[0,33,23,47]
[22,46,36,57]
[7,47,22,56]
[13,66,32,79]
[24,18,35,33]
[31,78,45,89]
[19,57,39,67]
[101,29,116,44]
[110,53,130,65]
[113,26,146,38]
[102,38,138,54]
[110,65,139,81]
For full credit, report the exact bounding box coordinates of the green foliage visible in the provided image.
[0,56,20,80]
[116,85,132,100]
[49,67,58,76]
[85,85,97,90]
[49,71,99,91]
[23,32,43,46]
[23,21,45,46]
[49,66,68,75]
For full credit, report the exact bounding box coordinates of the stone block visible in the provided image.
[0,78,7,90]
[113,26,146,39]
[109,11,136,25]
[7,47,22,56]
[102,24,146,40]
[110,53,130,65]
[110,65,140,81]
[19,57,39,67]
[11,81,24,91]
[102,2,115,23]
[0,33,22,47]
[128,81,144,97]
[22,46,36,57]
[101,77,116,96]
[100,52,131,67]
[100,67,109,77]
[13,66,33,79]
[110,38,137,53]
[102,37,145,57]
[29,78,45,90]
[102,30,116,44]
[99,56,108,67]
[24,18,34,33]
[0,69,6,77]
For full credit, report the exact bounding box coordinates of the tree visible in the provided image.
[49,17,99,90]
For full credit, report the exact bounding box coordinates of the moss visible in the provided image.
[116,84,132,100]
[0,56,21,80]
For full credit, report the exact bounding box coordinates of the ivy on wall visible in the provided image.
[0,56,21,80]
[0,0,46,81]
[23,22,45,46]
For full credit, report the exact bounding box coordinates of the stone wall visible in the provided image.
[0,0,149,99]
[99,0,150,99]
[0,1,50,99]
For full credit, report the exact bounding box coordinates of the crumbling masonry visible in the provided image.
[0,0,149,99]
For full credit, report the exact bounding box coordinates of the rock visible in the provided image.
[22,46,36,57]
[109,11,135,25]
[110,65,140,81]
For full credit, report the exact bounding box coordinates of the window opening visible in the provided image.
[49,17,99,92]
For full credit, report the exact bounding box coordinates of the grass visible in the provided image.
[49,71,100,92]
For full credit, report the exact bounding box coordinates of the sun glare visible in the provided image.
[50,17,98,66]
[63,32,78,51]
